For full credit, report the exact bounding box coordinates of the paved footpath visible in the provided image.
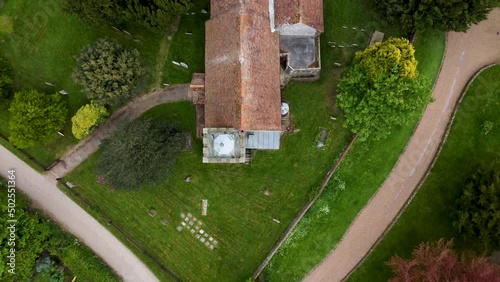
[305,8,500,282]
[0,145,159,282]
[0,85,189,281]
[50,84,189,178]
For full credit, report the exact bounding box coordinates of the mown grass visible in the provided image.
[162,0,209,84]
[0,0,167,167]
[348,65,500,281]
[262,3,446,281]
[65,96,352,281]
[63,0,446,281]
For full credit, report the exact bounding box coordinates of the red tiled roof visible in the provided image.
[204,1,281,131]
[274,0,324,31]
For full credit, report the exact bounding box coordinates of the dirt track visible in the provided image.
[305,8,500,282]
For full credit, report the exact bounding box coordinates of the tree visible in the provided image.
[454,159,500,251]
[97,118,183,190]
[354,38,418,81]
[63,0,192,32]
[0,15,14,35]
[375,0,496,33]
[8,90,67,149]
[74,38,144,106]
[63,0,119,26]
[0,55,14,100]
[125,0,192,31]
[71,102,109,139]
[387,238,500,281]
[336,38,431,141]
[0,180,52,281]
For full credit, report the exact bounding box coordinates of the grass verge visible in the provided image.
[348,65,500,281]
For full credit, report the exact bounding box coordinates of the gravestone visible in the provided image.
[201,199,208,216]
[316,129,328,149]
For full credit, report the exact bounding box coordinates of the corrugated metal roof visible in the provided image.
[245,131,281,150]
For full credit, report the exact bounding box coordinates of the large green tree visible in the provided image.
[454,159,500,251]
[8,90,67,149]
[336,38,431,141]
[74,38,143,107]
[376,0,495,33]
[98,118,183,190]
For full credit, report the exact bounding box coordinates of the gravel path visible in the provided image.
[0,84,189,281]
[0,146,159,282]
[50,84,189,178]
[305,8,500,282]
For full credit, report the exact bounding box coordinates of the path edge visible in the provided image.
[303,32,450,280]
[337,62,500,281]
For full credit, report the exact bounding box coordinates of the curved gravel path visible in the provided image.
[305,8,500,282]
[0,146,159,282]
[50,84,189,178]
[0,85,189,281]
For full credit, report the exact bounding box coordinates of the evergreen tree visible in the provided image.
[74,38,144,106]
[454,158,500,251]
[376,0,495,33]
[98,118,183,190]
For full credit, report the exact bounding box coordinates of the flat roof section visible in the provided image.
[245,131,281,150]
[280,35,318,69]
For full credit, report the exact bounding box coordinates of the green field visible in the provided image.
[262,3,446,282]
[0,0,169,167]
[348,65,500,281]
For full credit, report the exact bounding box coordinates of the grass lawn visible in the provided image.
[62,0,446,281]
[64,97,352,281]
[262,3,446,281]
[162,0,209,84]
[0,0,169,167]
[348,65,500,281]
